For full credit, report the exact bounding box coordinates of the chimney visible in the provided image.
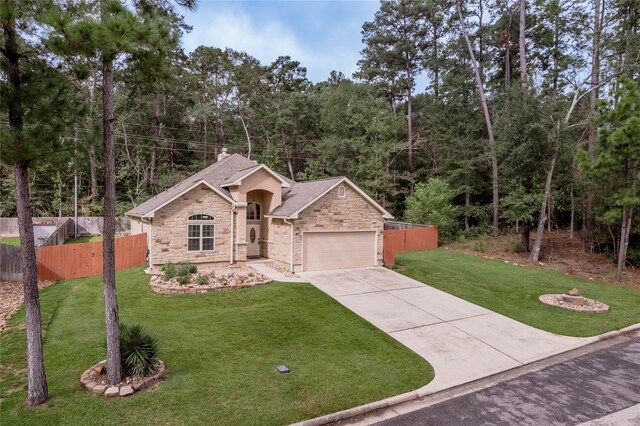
[217,147,230,162]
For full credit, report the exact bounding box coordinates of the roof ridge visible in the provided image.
[296,176,345,184]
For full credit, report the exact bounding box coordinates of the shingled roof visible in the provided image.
[126,154,392,219]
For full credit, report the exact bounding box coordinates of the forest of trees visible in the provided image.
[2,0,639,270]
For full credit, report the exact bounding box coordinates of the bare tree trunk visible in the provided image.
[570,186,575,239]
[615,206,632,282]
[529,143,559,263]
[149,91,161,193]
[239,115,252,160]
[3,9,49,406]
[102,54,122,386]
[464,192,470,231]
[519,0,527,84]
[406,63,414,175]
[457,2,500,237]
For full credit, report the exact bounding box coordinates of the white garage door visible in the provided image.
[303,231,376,272]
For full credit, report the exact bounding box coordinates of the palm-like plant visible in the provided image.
[119,324,160,377]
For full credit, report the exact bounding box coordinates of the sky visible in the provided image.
[180,0,380,83]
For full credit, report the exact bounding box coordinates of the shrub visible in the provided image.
[176,274,190,285]
[161,262,177,281]
[177,263,197,276]
[196,274,209,285]
[474,241,485,252]
[119,324,159,377]
[513,243,523,253]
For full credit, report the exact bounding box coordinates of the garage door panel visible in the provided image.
[303,231,376,271]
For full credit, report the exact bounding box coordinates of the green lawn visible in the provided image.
[0,237,20,246]
[0,267,432,425]
[396,249,640,337]
[64,235,103,244]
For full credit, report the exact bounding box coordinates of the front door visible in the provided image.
[247,224,260,257]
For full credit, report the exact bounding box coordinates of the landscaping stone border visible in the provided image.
[149,275,272,294]
[539,294,609,313]
[80,360,165,397]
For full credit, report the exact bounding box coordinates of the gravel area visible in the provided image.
[0,279,55,332]
[149,265,272,294]
[539,294,609,313]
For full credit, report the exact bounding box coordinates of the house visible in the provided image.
[126,150,393,272]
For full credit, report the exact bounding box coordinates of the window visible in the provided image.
[338,185,346,198]
[187,214,214,251]
[247,202,261,220]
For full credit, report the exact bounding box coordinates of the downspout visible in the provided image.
[284,218,294,273]
[230,206,236,264]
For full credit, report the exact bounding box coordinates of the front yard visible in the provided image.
[0,267,432,425]
[396,249,640,337]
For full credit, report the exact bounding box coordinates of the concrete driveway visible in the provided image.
[300,267,596,395]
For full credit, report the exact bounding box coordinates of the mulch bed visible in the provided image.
[149,265,272,295]
[80,360,166,397]
[0,279,55,332]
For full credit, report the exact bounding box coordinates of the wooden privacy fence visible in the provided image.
[383,226,438,266]
[37,233,147,281]
[0,244,22,281]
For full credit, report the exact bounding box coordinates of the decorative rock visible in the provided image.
[91,384,108,393]
[119,385,134,396]
[104,386,120,397]
[86,381,97,389]
[539,294,609,313]
[94,364,105,374]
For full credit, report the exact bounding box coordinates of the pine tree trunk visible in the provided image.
[464,192,470,231]
[529,143,559,263]
[3,8,49,406]
[584,0,602,246]
[519,0,527,84]
[615,206,632,282]
[457,2,500,237]
[521,227,530,252]
[102,55,122,385]
[88,145,99,203]
[406,63,414,175]
[15,165,49,406]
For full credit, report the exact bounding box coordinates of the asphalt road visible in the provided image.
[377,336,640,426]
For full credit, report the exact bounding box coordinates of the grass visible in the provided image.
[396,249,640,337]
[0,267,432,425]
[0,237,20,246]
[64,235,103,244]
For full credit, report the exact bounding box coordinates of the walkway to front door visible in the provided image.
[300,267,596,395]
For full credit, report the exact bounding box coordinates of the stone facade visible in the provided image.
[293,184,384,269]
[147,181,384,271]
[150,184,233,266]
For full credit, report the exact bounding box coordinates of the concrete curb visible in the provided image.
[290,323,640,426]
[291,390,418,426]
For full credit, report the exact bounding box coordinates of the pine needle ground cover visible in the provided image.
[396,249,640,337]
[0,267,432,425]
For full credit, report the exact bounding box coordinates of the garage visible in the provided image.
[302,231,377,272]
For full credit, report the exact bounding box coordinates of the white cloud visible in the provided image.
[181,9,361,82]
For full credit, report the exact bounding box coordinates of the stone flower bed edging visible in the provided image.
[80,360,166,397]
[539,294,609,313]
[149,267,273,294]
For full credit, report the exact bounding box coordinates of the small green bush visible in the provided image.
[474,241,485,252]
[119,324,159,377]
[177,263,197,276]
[176,274,190,285]
[196,274,209,285]
[161,262,177,281]
[513,243,523,253]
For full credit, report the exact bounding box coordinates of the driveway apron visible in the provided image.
[300,267,596,394]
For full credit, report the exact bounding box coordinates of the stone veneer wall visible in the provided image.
[292,185,384,270]
[151,184,233,266]
[268,219,293,270]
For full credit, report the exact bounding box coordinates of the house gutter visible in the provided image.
[284,218,294,273]
[230,206,236,264]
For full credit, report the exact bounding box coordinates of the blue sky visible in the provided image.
[180,0,380,82]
